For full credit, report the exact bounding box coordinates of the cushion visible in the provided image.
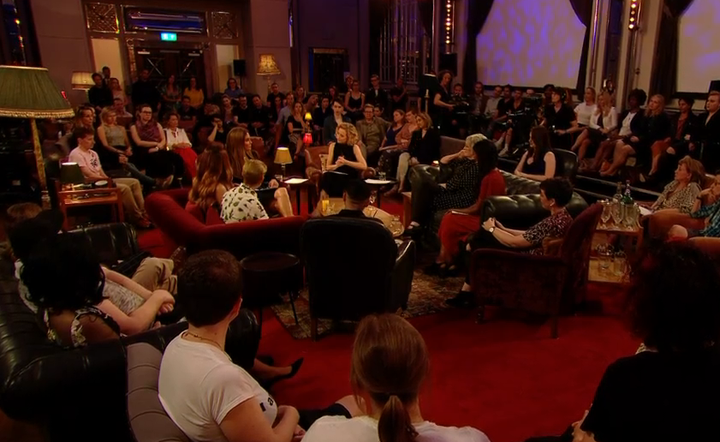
[126,342,190,442]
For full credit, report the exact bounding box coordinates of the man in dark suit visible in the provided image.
[332,179,382,223]
[366,74,389,118]
[694,91,720,173]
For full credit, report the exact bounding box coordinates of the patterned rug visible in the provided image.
[271,270,465,339]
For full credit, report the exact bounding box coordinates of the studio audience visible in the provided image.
[514,126,556,181]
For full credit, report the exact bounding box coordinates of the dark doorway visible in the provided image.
[309,48,348,93]
[602,0,624,95]
[133,44,206,91]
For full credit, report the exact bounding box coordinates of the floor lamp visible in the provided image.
[0,65,75,207]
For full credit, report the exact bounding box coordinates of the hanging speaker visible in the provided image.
[233,59,246,77]
[439,53,457,74]
[709,80,720,93]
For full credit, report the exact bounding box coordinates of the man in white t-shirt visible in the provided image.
[159,250,359,442]
[68,127,150,228]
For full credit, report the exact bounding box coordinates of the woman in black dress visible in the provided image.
[344,80,365,123]
[514,126,557,181]
[321,122,367,197]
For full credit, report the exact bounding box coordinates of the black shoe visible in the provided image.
[445,291,475,309]
[264,358,304,389]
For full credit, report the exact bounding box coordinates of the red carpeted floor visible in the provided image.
[139,193,638,442]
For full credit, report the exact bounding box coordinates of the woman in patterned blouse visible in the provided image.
[649,156,704,214]
[447,178,575,308]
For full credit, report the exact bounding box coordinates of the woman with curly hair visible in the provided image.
[569,242,720,442]
[321,122,367,197]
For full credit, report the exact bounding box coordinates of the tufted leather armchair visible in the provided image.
[66,222,149,276]
[480,192,589,230]
[300,218,415,340]
[469,203,601,338]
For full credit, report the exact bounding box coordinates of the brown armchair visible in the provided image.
[469,203,602,338]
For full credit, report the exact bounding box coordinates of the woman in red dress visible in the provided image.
[430,137,506,276]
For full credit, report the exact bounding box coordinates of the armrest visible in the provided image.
[67,222,141,266]
[392,239,416,310]
[481,194,548,229]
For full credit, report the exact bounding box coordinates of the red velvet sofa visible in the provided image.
[145,188,306,260]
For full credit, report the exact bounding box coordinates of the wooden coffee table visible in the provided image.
[316,197,403,237]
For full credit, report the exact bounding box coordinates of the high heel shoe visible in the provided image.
[263,358,304,389]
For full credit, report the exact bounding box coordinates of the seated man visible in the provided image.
[221,159,293,223]
[177,95,198,129]
[69,127,151,229]
[331,179,382,223]
[355,104,386,166]
[158,250,360,441]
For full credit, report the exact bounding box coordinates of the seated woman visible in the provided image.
[377,109,407,195]
[164,111,198,179]
[514,126,556,181]
[286,101,311,165]
[344,80,365,123]
[303,314,489,442]
[572,90,617,166]
[188,145,236,220]
[431,139,506,276]
[159,250,360,441]
[208,113,229,145]
[648,156,703,214]
[407,112,441,166]
[313,96,332,130]
[542,89,576,149]
[405,136,489,235]
[601,94,670,177]
[648,96,699,179]
[70,127,151,229]
[589,89,647,173]
[221,159,293,223]
[130,104,184,184]
[96,107,158,190]
[571,242,720,442]
[321,123,367,197]
[667,173,720,240]
[447,178,574,308]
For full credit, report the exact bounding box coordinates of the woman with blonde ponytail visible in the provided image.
[303,314,489,442]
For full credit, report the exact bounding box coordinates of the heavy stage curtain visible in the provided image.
[651,0,694,98]
[462,0,494,90]
[569,0,593,93]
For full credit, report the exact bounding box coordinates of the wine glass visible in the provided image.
[600,200,612,228]
[596,243,614,276]
[610,202,623,230]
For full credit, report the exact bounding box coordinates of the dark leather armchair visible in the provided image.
[300,218,416,340]
[553,149,579,182]
[0,277,260,442]
[469,203,601,338]
[66,222,149,276]
[480,192,589,229]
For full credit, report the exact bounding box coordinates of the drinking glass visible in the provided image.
[613,250,627,277]
[610,202,623,229]
[600,200,612,228]
[378,171,387,180]
[369,191,377,206]
[597,243,614,276]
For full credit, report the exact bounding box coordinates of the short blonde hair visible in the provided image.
[337,122,359,146]
[100,107,116,123]
[415,112,433,129]
[242,159,267,186]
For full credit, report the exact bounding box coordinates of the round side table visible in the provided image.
[240,252,303,328]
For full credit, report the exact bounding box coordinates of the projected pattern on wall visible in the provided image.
[678,0,720,93]
[475,0,586,87]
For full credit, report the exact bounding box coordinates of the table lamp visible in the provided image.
[71,71,94,90]
[303,111,313,145]
[60,162,85,189]
[256,54,281,91]
[0,65,75,206]
[274,147,293,181]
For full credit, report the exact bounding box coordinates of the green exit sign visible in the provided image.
[160,32,177,41]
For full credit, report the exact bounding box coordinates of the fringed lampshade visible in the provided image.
[256,54,281,76]
[0,65,75,200]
